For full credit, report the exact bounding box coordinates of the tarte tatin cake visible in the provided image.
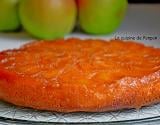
[0,38,160,112]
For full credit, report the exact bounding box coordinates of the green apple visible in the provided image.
[0,0,20,31]
[77,0,128,34]
[19,0,77,40]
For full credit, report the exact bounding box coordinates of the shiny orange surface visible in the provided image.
[0,38,160,112]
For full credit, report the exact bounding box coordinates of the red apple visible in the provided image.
[19,0,77,39]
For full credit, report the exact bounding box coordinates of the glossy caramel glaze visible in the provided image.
[0,38,160,112]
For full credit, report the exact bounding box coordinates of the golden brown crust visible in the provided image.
[0,38,160,112]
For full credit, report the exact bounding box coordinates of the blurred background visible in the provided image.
[129,0,160,3]
[0,0,160,50]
